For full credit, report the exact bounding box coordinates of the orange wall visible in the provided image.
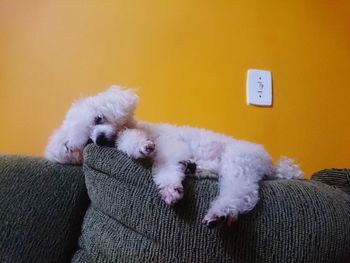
[1,0,350,177]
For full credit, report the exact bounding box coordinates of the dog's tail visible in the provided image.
[266,156,304,180]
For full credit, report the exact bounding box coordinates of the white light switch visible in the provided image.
[246,69,272,106]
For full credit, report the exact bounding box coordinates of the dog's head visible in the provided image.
[45,85,138,164]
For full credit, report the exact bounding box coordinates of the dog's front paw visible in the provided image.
[179,160,197,175]
[202,210,238,228]
[139,140,155,157]
[116,129,155,159]
[159,185,184,206]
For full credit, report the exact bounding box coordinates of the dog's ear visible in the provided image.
[45,128,83,164]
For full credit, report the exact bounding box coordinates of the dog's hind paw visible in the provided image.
[159,185,184,206]
[202,211,238,228]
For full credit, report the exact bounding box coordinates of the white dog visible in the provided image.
[45,86,303,227]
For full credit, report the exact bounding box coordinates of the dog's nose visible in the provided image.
[95,133,115,147]
[96,133,107,146]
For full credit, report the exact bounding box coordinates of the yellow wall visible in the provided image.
[1,0,350,177]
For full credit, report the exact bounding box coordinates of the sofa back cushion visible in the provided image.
[72,145,350,263]
[311,168,350,195]
[0,155,89,263]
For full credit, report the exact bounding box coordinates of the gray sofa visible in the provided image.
[0,145,350,262]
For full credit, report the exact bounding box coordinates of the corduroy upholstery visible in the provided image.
[0,155,89,263]
[72,145,350,263]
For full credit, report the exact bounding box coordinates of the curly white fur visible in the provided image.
[45,86,303,227]
[45,86,138,164]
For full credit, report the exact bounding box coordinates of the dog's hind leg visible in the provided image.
[202,142,272,228]
[202,173,261,228]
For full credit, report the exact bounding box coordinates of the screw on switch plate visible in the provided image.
[246,69,272,106]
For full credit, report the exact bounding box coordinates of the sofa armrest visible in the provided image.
[311,168,350,195]
[0,155,89,263]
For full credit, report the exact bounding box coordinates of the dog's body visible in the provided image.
[118,121,303,226]
[45,86,303,227]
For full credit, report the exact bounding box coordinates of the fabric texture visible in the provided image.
[0,155,89,263]
[73,145,350,263]
[311,168,350,195]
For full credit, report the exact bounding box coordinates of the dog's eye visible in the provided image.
[94,115,104,125]
[64,142,69,153]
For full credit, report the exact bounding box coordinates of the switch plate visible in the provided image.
[246,69,272,106]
